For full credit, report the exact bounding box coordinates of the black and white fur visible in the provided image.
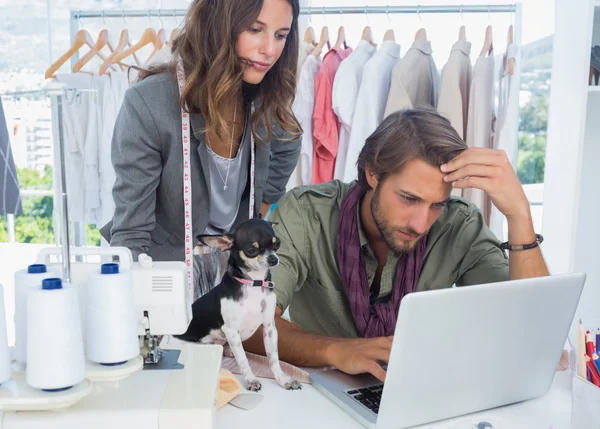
[176,218,301,392]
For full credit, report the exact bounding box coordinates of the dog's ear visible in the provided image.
[196,234,234,251]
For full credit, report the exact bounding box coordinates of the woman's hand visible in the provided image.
[260,202,272,218]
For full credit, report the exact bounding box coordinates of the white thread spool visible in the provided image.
[0,285,12,384]
[86,263,138,365]
[26,278,86,391]
[14,264,56,364]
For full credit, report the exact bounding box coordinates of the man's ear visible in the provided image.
[365,168,379,189]
[196,234,234,251]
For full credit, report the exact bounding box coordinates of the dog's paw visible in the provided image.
[284,379,302,390]
[246,379,262,392]
[277,377,302,390]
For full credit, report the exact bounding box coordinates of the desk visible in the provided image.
[216,371,573,429]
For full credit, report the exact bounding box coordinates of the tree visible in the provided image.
[517,92,549,184]
[0,165,102,246]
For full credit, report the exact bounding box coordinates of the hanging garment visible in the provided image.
[384,40,440,118]
[287,54,321,191]
[296,41,315,82]
[85,74,108,225]
[438,39,473,199]
[463,52,496,224]
[0,97,22,216]
[99,71,129,229]
[344,40,400,182]
[437,40,473,141]
[332,40,376,181]
[489,43,520,240]
[53,73,96,223]
[312,46,352,184]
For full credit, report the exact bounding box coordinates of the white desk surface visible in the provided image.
[216,371,573,429]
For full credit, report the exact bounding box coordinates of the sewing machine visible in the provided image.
[0,246,223,429]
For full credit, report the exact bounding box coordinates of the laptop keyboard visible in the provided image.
[345,384,384,414]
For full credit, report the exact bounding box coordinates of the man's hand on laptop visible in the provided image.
[326,337,393,382]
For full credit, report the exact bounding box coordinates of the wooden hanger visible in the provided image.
[310,26,330,57]
[459,25,467,41]
[507,25,515,75]
[45,29,97,79]
[99,29,138,75]
[72,29,115,73]
[415,28,428,41]
[383,29,395,42]
[479,25,493,57]
[146,28,167,65]
[361,26,375,46]
[304,26,317,45]
[108,27,157,67]
[334,25,347,50]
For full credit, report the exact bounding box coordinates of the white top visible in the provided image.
[296,42,315,82]
[384,39,440,118]
[204,116,251,235]
[343,41,401,182]
[287,54,321,190]
[437,40,473,141]
[54,73,97,223]
[332,40,377,181]
[463,52,496,222]
[489,43,520,240]
[99,71,129,229]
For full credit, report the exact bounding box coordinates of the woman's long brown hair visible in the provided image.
[137,0,302,145]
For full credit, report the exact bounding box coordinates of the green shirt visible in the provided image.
[270,180,509,338]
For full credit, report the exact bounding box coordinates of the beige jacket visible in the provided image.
[437,40,473,141]
[384,39,440,118]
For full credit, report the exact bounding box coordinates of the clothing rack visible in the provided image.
[70,4,523,67]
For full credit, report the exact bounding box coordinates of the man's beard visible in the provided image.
[371,183,426,254]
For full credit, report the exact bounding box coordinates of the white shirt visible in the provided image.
[53,73,95,223]
[287,54,321,190]
[384,39,440,118]
[297,41,315,82]
[437,40,473,141]
[332,40,376,181]
[489,43,520,240]
[343,40,401,182]
[463,52,496,224]
[99,71,129,229]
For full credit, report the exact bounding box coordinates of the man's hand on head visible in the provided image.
[440,147,530,221]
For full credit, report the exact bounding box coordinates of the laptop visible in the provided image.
[309,273,586,429]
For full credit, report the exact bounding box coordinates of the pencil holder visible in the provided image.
[571,375,600,429]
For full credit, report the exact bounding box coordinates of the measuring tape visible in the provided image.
[176,57,256,300]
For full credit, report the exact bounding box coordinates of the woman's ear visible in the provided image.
[196,234,234,251]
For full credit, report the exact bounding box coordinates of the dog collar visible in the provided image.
[233,277,274,289]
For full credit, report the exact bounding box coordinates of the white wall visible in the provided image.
[542,0,594,276]
[592,7,600,48]
[543,0,600,328]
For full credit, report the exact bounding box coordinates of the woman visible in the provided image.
[100,0,302,299]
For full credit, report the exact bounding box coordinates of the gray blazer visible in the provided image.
[100,73,301,261]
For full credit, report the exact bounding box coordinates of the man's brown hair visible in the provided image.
[357,107,468,188]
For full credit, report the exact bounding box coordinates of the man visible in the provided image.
[244,108,549,382]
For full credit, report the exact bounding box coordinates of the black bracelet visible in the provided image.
[499,234,544,251]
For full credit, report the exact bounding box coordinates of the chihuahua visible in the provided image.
[176,218,301,392]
